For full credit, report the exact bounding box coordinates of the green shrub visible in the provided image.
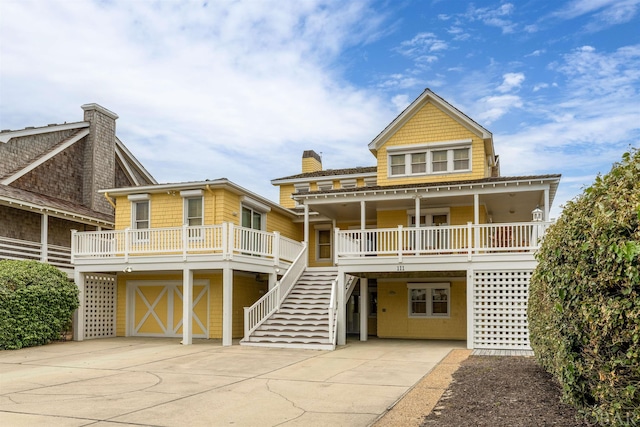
[528,148,640,425]
[0,260,79,350]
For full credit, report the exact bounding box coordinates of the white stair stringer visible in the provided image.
[241,268,338,350]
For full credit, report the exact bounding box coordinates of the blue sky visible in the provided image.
[1,0,639,219]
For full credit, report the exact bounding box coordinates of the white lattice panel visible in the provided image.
[84,274,116,339]
[473,270,532,350]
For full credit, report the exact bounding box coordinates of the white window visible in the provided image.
[390,154,406,176]
[340,179,357,189]
[317,181,333,191]
[316,226,332,260]
[132,201,149,229]
[294,183,310,193]
[242,206,263,230]
[408,283,450,317]
[387,141,472,177]
[431,150,448,172]
[184,197,203,226]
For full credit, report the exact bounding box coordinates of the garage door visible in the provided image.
[128,280,209,338]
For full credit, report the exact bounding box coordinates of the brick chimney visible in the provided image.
[81,104,117,214]
[302,150,322,173]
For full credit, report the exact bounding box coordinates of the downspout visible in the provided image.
[104,193,116,209]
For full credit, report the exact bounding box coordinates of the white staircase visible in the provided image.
[241,268,338,350]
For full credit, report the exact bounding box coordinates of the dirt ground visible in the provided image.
[421,356,594,427]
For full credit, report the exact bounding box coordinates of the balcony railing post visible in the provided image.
[334,227,340,264]
[467,222,473,260]
[124,228,130,263]
[273,231,280,265]
[398,225,403,263]
[243,307,249,341]
[70,230,77,264]
[182,224,188,260]
[227,222,234,259]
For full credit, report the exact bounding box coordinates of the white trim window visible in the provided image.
[388,140,472,177]
[184,197,203,226]
[408,283,450,317]
[132,200,150,230]
[315,226,332,261]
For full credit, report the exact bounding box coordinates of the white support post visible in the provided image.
[222,266,233,346]
[544,188,550,221]
[40,213,48,262]
[182,224,188,260]
[273,231,280,265]
[466,268,474,350]
[359,278,368,342]
[70,230,77,264]
[73,270,85,341]
[337,271,346,346]
[268,271,278,290]
[182,268,193,345]
[414,196,421,255]
[303,204,309,244]
[124,228,130,263]
[467,222,473,260]
[474,194,480,256]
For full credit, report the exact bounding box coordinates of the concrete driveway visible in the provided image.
[0,337,464,427]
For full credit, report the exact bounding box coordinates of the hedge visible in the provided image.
[0,260,79,350]
[528,148,640,425]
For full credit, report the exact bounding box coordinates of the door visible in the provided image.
[128,281,209,338]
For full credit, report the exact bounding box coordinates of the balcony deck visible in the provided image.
[72,223,305,271]
[334,221,550,269]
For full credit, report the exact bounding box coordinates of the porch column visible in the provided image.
[544,188,550,221]
[182,268,193,345]
[73,270,85,341]
[360,278,368,341]
[415,196,421,226]
[268,271,278,290]
[222,266,233,346]
[40,213,48,262]
[473,194,479,224]
[337,271,346,345]
[303,204,309,244]
[360,201,366,230]
[466,269,474,350]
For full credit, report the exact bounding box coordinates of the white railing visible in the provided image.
[0,236,72,269]
[243,244,308,340]
[328,279,338,346]
[72,223,304,264]
[335,222,551,259]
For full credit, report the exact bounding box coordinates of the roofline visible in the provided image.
[0,121,89,143]
[115,137,157,184]
[368,89,493,154]
[293,175,561,206]
[0,195,114,227]
[271,170,377,185]
[100,179,298,218]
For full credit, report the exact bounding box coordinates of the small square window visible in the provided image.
[408,283,450,317]
[390,154,406,175]
[432,151,448,172]
[453,148,470,170]
[411,153,426,174]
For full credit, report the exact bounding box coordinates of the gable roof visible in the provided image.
[368,88,494,157]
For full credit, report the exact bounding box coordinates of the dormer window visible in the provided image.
[388,140,472,177]
[294,183,310,193]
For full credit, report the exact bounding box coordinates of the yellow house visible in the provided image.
[72,89,560,351]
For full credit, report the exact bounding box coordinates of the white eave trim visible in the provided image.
[241,196,271,213]
[1,128,90,185]
[0,122,89,144]
[271,170,377,185]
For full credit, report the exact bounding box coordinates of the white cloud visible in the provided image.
[396,32,449,57]
[465,3,517,34]
[533,83,549,92]
[0,0,395,200]
[476,95,523,123]
[497,73,526,93]
[552,0,640,30]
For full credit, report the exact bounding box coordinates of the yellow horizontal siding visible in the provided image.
[376,279,466,340]
[377,102,488,187]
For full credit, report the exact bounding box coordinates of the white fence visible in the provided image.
[0,236,72,269]
[335,221,550,259]
[72,223,304,265]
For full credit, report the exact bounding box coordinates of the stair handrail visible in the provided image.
[328,279,338,346]
[242,243,307,341]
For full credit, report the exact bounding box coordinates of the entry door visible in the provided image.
[129,281,209,338]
